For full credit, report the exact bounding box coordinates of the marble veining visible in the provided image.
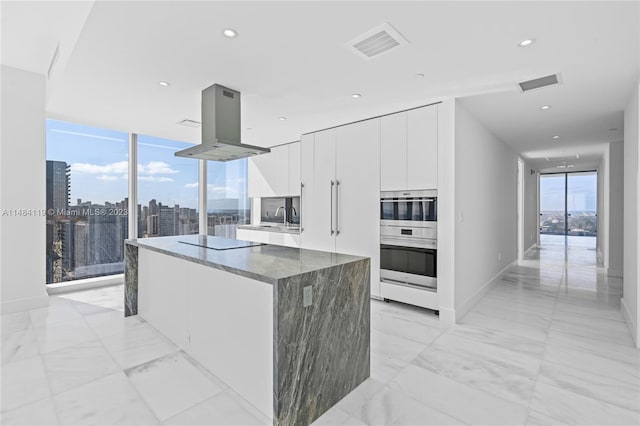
[125,235,366,285]
[274,259,370,426]
[124,244,138,317]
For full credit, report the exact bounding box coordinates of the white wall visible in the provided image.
[522,160,538,253]
[609,141,624,278]
[454,100,518,320]
[0,65,49,312]
[622,81,640,347]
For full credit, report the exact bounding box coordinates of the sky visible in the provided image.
[540,173,597,212]
[46,119,248,210]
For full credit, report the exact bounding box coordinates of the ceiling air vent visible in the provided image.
[346,22,409,60]
[177,119,201,128]
[518,73,562,93]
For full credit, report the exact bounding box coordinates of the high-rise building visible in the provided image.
[46,160,70,212]
[46,160,71,283]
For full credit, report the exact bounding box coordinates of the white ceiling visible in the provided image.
[2,1,639,171]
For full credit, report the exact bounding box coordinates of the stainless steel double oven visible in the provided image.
[380,190,437,291]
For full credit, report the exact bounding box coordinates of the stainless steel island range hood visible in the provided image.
[175,84,270,161]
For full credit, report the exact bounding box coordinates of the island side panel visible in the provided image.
[274,258,370,426]
[124,243,138,317]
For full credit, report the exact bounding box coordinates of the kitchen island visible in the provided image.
[124,235,370,426]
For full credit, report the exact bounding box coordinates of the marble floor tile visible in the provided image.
[529,382,640,426]
[312,406,366,426]
[29,303,82,328]
[525,410,562,426]
[42,339,120,395]
[412,333,540,405]
[339,386,464,426]
[1,311,32,335]
[100,322,178,369]
[470,302,552,330]
[163,391,270,426]
[447,323,546,358]
[370,351,408,384]
[371,300,441,327]
[0,355,51,412]
[84,309,144,339]
[459,311,548,342]
[389,364,529,425]
[2,326,39,365]
[371,311,444,346]
[54,372,159,426]
[537,361,640,413]
[552,302,624,323]
[371,329,429,365]
[33,318,96,354]
[548,318,635,351]
[126,351,225,421]
[0,396,59,426]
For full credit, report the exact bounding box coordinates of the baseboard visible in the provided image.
[524,243,537,255]
[46,274,124,295]
[438,307,456,327]
[621,297,638,348]
[455,260,517,323]
[1,294,49,314]
[607,267,623,278]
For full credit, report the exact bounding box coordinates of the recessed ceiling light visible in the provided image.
[415,73,425,78]
[540,105,551,110]
[159,81,170,87]
[222,28,238,38]
[552,135,560,139]
[246,127,253,130]
[352,93,362,98]
[518,39,535,47]
[279,117,287,121]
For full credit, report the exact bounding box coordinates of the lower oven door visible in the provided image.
[380,243,437,291]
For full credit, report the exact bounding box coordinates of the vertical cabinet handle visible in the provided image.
[300,182,304,232]
[335,180,340,235]
[330,180,335,235]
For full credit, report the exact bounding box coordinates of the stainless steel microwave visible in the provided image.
[380,189,437,228]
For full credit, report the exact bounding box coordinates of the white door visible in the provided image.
[407,105,438,190]
[336,119,381,297]
[380,112,407,191]
[300,134,315,249]
[312,129,337,253]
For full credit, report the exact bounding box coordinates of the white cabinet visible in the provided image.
[236,228,300,248]
[407,106,438,190]
[248,142,301,198]
[380,104,438,191]
[300,120,381,297]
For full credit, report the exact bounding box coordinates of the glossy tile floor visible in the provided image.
[2,242,638,425]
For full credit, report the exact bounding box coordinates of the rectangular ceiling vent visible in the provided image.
[346,22,410,60]
[177,119,201,128]
[518,73,562,93]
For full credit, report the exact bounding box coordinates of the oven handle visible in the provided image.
[380,238,437,249]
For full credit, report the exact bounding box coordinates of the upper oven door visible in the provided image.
[380,190,437,226]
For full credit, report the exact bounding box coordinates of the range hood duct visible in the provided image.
[175,84,270,161]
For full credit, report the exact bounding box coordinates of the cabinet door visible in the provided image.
[300,134,315,249]
[247,157,263,198]
[288,142,301,196]
[407,105,438,190]
[336,119,381,297]
[380,112,407,191]
[311,129,337,253]
[263,145,289,196]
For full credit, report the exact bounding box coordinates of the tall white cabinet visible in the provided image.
[300,120,381,297]
[381,104,438,191]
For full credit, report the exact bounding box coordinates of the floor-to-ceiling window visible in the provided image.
[206,159,250,239]
[45,119,128,284]
[540,171,597,247]
[137,135,199,238]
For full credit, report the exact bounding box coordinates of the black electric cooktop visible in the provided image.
[178,235,265,251]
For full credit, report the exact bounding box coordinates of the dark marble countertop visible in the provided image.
[237,224,301,234]
[125,235,366,285]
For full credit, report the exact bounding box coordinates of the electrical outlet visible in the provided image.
[303,286,312,307]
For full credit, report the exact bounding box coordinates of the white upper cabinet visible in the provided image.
[380,112,407,192]
[248,142,301,198]
[380,104,438,191]
[407,105,438,190]
[288,142,301,196]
